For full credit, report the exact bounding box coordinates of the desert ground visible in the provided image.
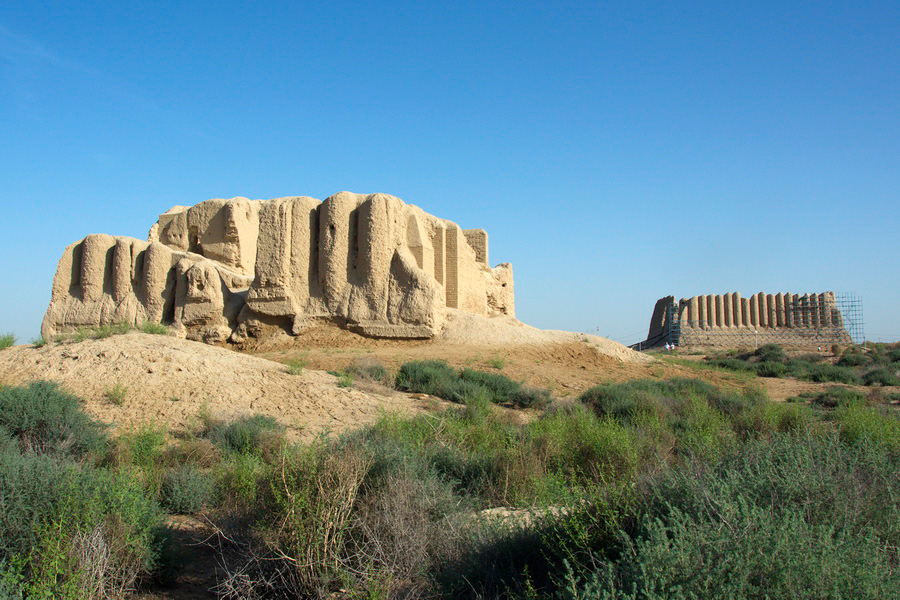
[0,312,885,443]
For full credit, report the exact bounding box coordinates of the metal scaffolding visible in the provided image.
[835,292,865,345]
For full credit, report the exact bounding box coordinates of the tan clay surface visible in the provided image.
[0,332,448,442]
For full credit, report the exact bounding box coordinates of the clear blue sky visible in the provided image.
[1,1,898,345]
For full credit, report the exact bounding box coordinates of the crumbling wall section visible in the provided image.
[44,192,515,343]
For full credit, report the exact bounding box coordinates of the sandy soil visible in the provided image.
[0,332,448,442]
[0,314,885,449]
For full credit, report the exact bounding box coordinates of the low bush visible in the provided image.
[215,453,266,507]
[161,465,215,514]
[510,386,552,409]
[0,381,106,457]
[397,360,552,408]
[862,367,900,386]
[105,383,128,406]
[554,432,898,599]
[708,357,754,371]
[208,414,284,456]
[0,333,15,350]
[754,360,787,378]
[345,359,392,386]
[115,424,167,469]
[284,358,305,375]
[833,404,900,453]
[808,386,866,408]
[138,321,169,335]
[754,343,786,363]
[0,452,166,599]
[459,368,521,403]
[793,361,862,385]
[838,351,870,367]
[395,360,459,394]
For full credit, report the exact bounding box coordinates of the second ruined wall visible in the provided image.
[677,292,844,330]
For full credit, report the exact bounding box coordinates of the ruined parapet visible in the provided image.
[635,291,851,350]
[43,192,514,343]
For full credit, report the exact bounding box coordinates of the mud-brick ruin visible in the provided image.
[640,292,852,349]
[42,192,514,343]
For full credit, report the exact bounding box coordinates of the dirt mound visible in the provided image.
[0,333,439,441]
[436,310,651,363]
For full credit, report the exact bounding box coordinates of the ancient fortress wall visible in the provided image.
[43,192,514,343]
[642,292,851,349]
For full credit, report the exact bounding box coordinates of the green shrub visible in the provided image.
[337,373,353,388]
[833,405,900,453]
[208,414,284,456]
[754,360,787,377]
[809,386,866,408]
[264,442,371,595]
[709,357,754,371]
[510,386,552,409]
[0,334,15,350]
[29,337,47,348]
[0,452,166,598]
[161,465,215,514]
[0,427,18,456]
[138,321,168,335]
[767,402,814,432]
[838,351,870,367]
[105,383,128,405]
[284,357,306,375]
[459,368,521,402]
[862,367,900,386]
[556,433,898,600]
[345,359,392,385]
[754,343,786,363]
[0,382,106,457]
[395,360,458,393]
[487,356,506,370]
[395,360,552,409]
[117,424,167,469]
[795,362,862,385]
[216,453,265,507]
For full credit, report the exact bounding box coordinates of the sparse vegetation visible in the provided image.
[49,321,171,344]
[106,383,128,405]
[207,414,284,456]
[161,465,216,514]
[30,336,47,348]
[706,342,900,386]
[0,333,15,350]
[486,356,506,370]
[284,357,306,375]
[138,321,169,335]
[345,358,393,385]
[396,360,552,408]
